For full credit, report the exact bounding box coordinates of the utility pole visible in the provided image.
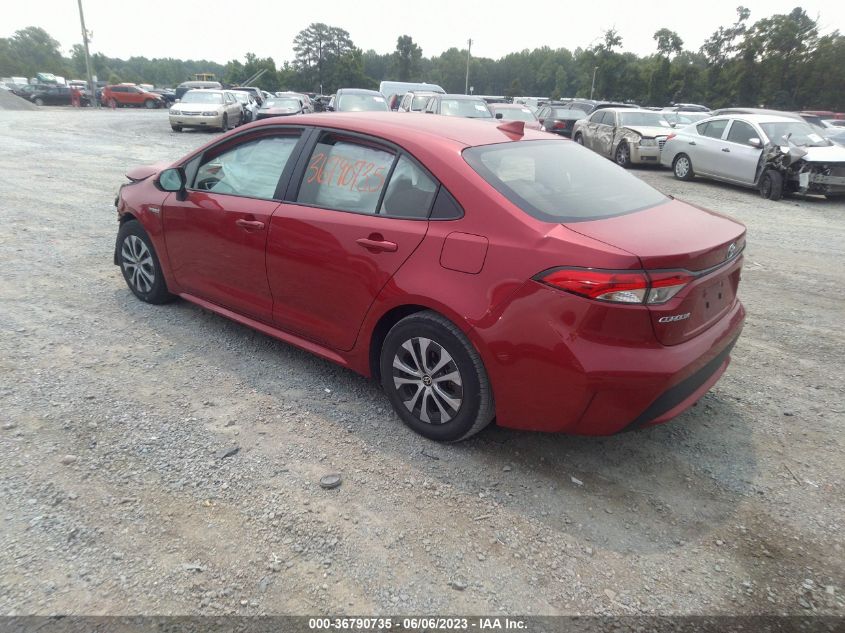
[590,66,599,100]
[76,0,97,106]
[465,38,472,95]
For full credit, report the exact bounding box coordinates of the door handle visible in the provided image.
[235,219,265,230]
[721,148,730,152]
[688,141,697,146]
[356,237,398,253]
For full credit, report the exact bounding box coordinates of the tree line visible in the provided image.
[1,6,842,110]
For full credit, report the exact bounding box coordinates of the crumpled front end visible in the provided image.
[759,144,845,195]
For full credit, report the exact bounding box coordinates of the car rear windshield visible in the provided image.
[463,140,667,222]
[266,98,300,109]
[338,93,388,111]
[182,91,222,104]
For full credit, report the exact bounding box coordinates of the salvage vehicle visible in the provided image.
[397,90,441,113]
[380,80,445,110]
[422,94,493,119]
[535,104,588,137]
[256,94,310,119]
[572,108,673,167]
[232,90,259,123]
[169,89,243,132]
[174,80,222,101]
[489,103,542,130]
[113,113,746,441]
[102,84,164,109]
[660,113,845,200]
[327,89,389,112]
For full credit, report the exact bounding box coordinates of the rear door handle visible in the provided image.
[721,148,730,152]
[235,219,265,230]
[688,141,697,146]
[356,237,398,253]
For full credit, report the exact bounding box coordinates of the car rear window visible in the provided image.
[463,140,667,222]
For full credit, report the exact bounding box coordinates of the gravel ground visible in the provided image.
[0,108,843,616]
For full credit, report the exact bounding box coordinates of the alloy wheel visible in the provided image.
[675,157,690,178]
[121,235,155,294]
[616,144,630,166]
[392,337,463,425]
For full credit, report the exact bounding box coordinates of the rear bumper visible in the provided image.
[473,282,746,435]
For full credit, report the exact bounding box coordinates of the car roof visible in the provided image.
[490,103,532,109]
[702,113,800,124]
[337,88,382,95]
[437,94,486,100]
[184,89,225,95]
[600,108,661,114]
[253,111,550,147]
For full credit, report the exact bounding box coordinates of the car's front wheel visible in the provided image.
[759,169,784,201]
[171,124,182,132]
[614,142,631,168]
[673,153,695,181]
[220,114,229,132]
[33,97,44,106]
[573,133,584,145]
[380,311,494,442]
[144,99,156,109]
[116,220,174,304]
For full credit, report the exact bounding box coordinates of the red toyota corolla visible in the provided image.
[114,113,745,441]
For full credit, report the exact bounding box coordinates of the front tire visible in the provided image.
[171,124,182,132]
[220,114,229,132]
[759,169,784,201]
[673,153,695,181]
[380,311,494,442]
[614,142,631,168]
[573,133,584,145]
[116,220,174,304]
[34,97,44,106]
[144,99,156,109]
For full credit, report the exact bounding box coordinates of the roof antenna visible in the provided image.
[497,120,525,138]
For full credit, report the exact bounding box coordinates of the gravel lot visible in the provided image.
[0,108,843,616]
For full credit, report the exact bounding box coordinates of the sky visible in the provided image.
[5,0,844,64]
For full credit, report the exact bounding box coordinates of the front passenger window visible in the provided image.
[194,133,301,199]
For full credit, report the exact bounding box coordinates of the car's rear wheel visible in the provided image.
[33,97,44,106]
[673,153,695,181]
[116,220,174,304]
[759,169,784,201]
[144,99,156,109]
[573,133,584,145]
[614,142,631,168]
[380,311,494,442]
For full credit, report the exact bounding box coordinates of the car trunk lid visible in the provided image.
[563,198,746,345]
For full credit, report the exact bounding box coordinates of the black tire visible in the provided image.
[673,153,695,181]
[759,169,784,201]
[220,114,229,132]
[144,99,156,109]
[825,193,845,200]
[614,142,631,168]
[573,133,584,145]
[380,311,494,442]
[171,125,182,132]
[33,97,44,107]
[116,220,174,304]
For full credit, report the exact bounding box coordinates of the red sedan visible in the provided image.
[114,113,745,441]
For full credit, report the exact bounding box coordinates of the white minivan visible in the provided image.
[379,81,445,110]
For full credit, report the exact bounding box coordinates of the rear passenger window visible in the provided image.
[298,135,395,214]
[698,119,729,139]
[380,156,437,218]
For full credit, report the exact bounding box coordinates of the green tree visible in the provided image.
[654,29,684,58]
[293,22,357,92]
[391,35,422,81]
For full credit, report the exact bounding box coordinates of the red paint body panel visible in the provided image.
[116,113,747,436]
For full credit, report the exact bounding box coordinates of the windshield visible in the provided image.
[265,98,301,109]
[496,107,537,122]
[463,140,667,222]
[664,112,709,126]
[761,122,831,147]
[618,112,671,128]
[182,91,222,104]
[338,93,388,111]
[440,99,492,118]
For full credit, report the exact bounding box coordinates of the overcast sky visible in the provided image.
[5,0,843,64]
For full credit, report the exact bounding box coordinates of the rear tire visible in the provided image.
[379,311,494,442]
[116,220,174,304]
[759,170,784,201]
[673,153,695,181]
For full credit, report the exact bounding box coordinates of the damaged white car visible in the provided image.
[572,108,674,168]
[661,113,845,200]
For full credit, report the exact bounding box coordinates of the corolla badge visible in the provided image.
[658,313,691,323]
[727,242,737,260]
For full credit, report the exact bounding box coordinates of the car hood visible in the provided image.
[622,125,673,138]
[126,161,170,182]
[797,144,845,162]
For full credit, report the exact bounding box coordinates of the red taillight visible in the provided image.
[552,121,567,130]
[536,268,693,305]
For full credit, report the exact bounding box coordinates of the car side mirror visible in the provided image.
[158,167,186,199]
[538,118,545,124]
[748,137,762,148]
[495,112,503,119]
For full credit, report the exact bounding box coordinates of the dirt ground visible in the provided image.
[0,108,842,616]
